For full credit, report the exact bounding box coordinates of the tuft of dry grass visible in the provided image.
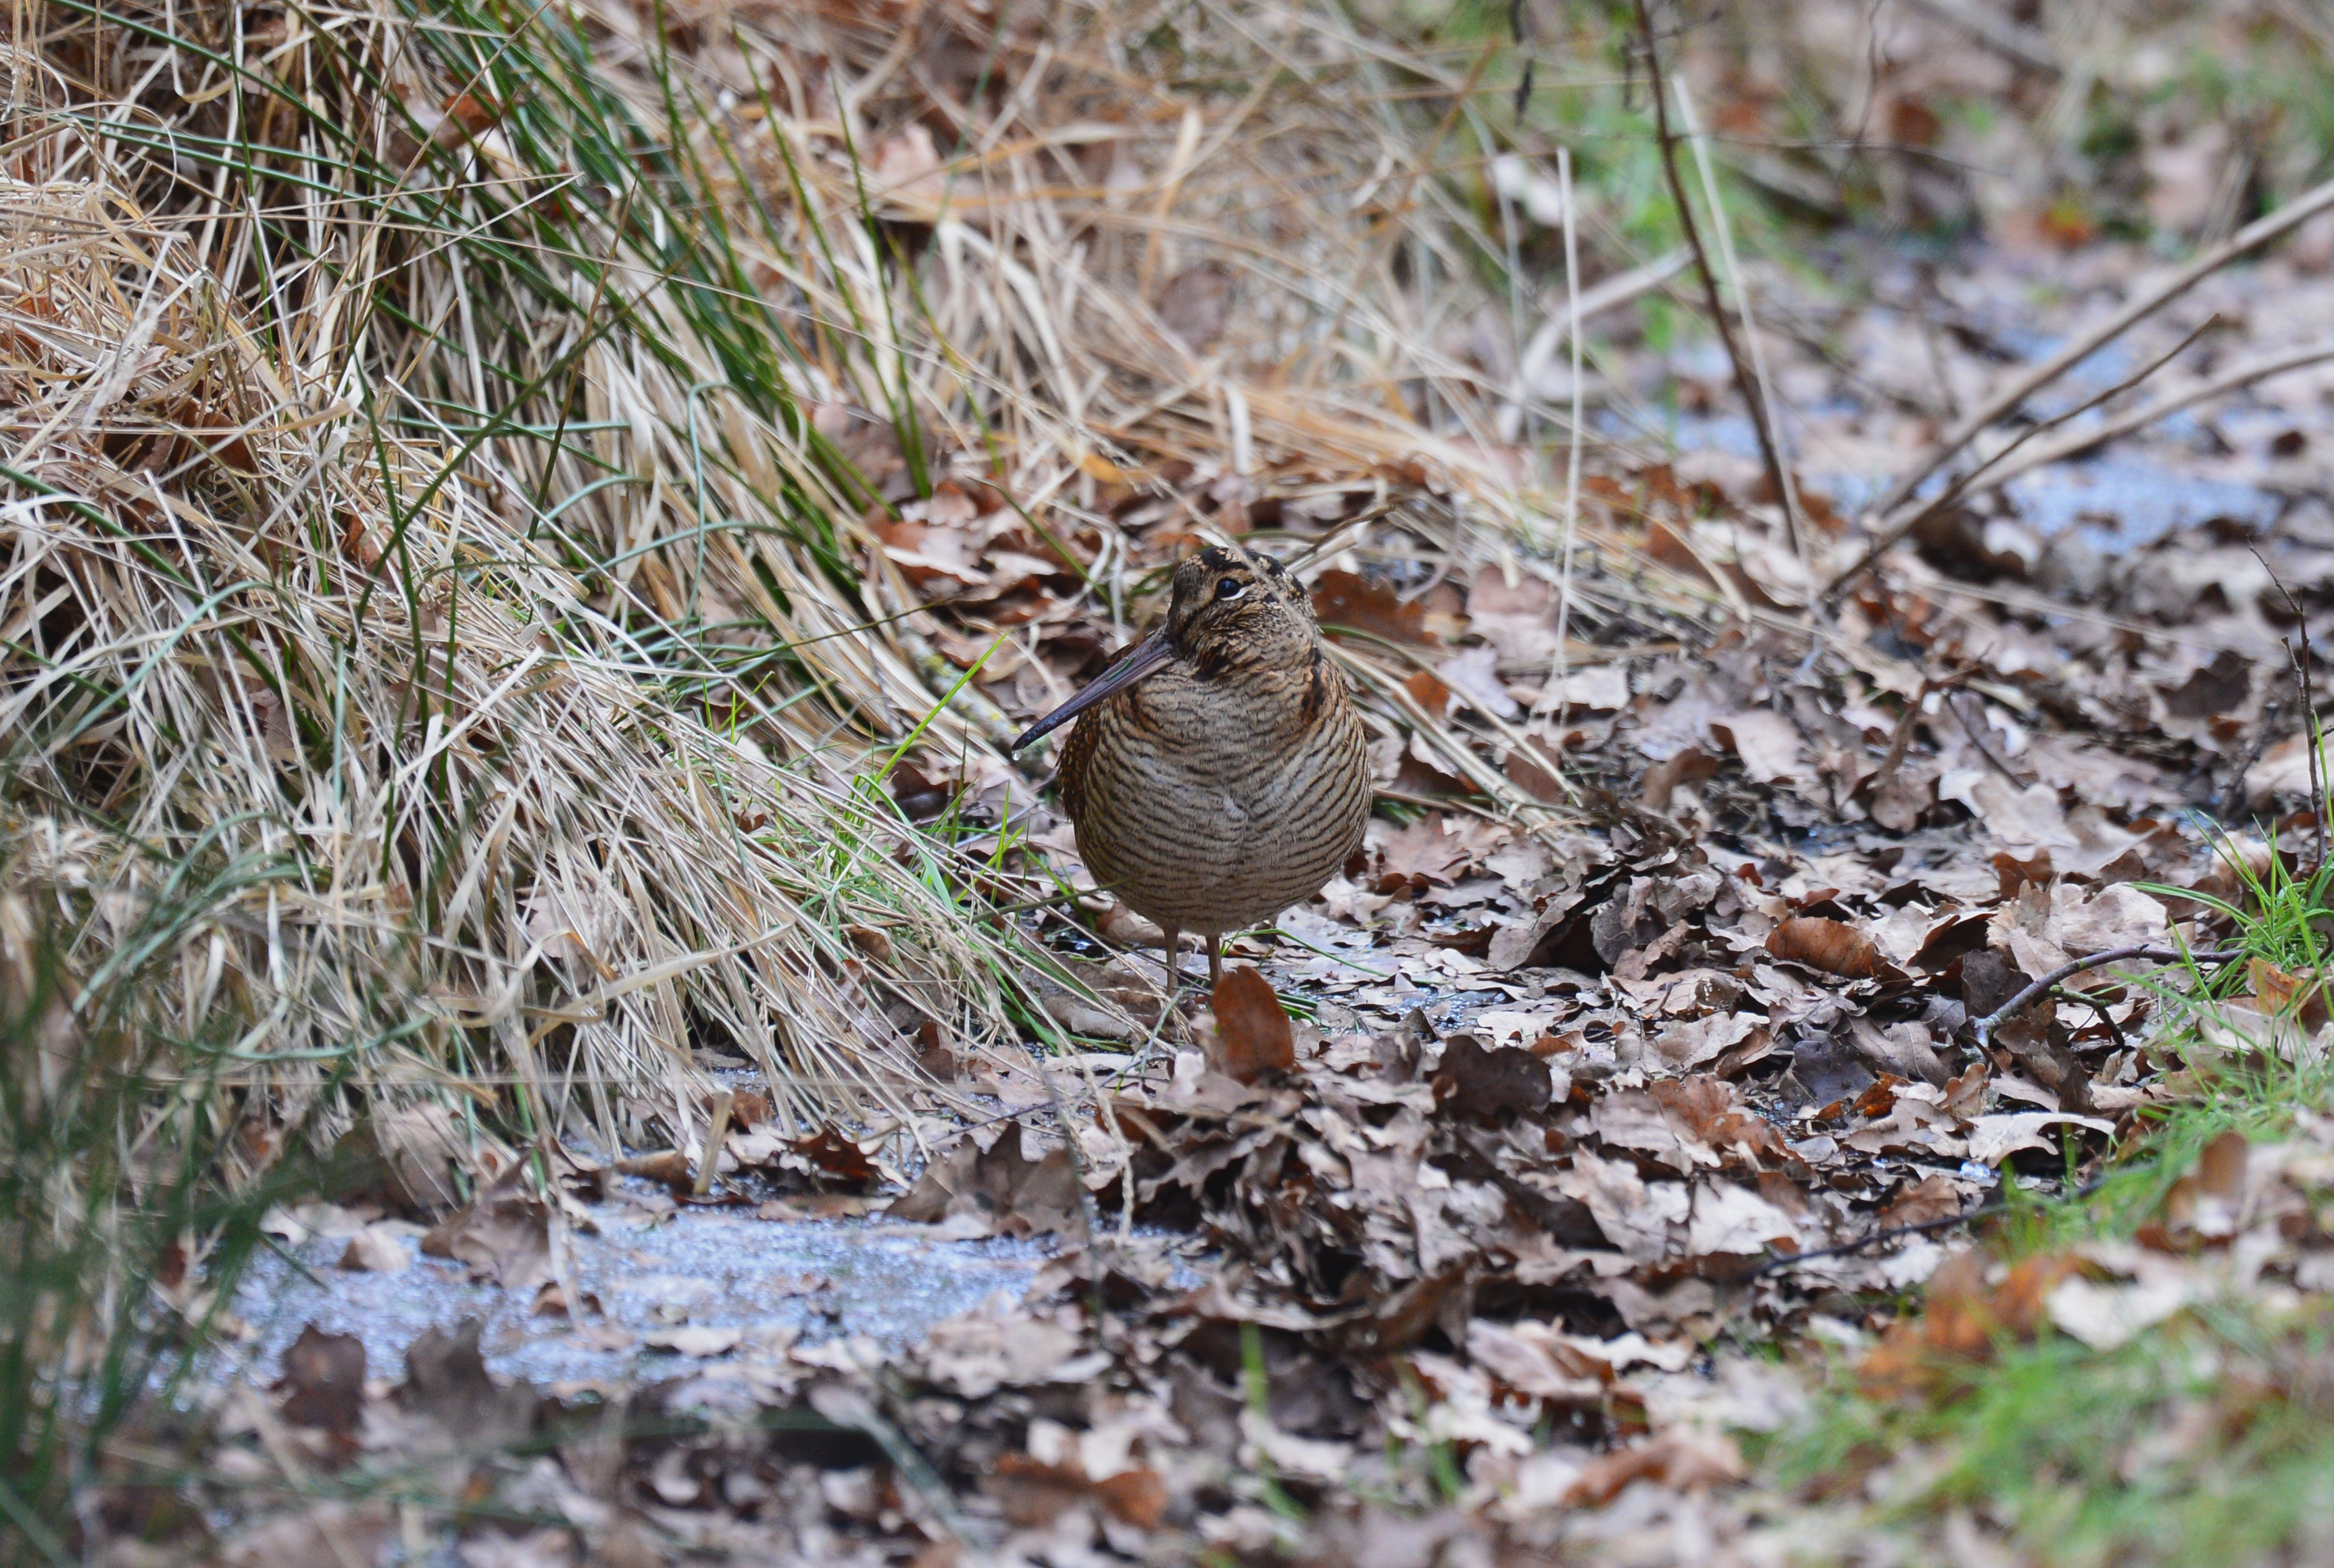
[0,98,1041,1169]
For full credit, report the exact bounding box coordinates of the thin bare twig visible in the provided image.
[1837,173,2334,589]
[1903,0,2060,73]
[1972,946,2242,1050]
[1748,1198,1997,1278]
[1972,337,2334,494]
[1547,145,1585,760]
[1631,0,1797,534]
[1824,312,2224,602]
[1675,76,1804,562]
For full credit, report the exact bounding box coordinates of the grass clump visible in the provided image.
[1772,1311,2334,1568]
[0,859,330,1567]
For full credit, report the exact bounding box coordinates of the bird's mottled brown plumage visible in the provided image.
[1018,543,1371,985]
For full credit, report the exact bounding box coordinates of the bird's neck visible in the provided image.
[1171,640,1326,742]
[1184,634,1314,684]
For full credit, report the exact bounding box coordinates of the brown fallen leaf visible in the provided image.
[1374,813,1476,894]
[1312,570,1438,646]
[1563,1429,1743,1506]
[2143,1128,2250,1250]
[336,1226,410,1273]
[434,91,499,148]
[987,1452,1170,1529]
[1766,916,1889,979]
[1095,899,1165,949]
[275,1325,366,1444]
[1209,967,1295,1084]
[1433,1033,1552,1119]
[331,1103,470,1215]
[420,1165,563,1293]
[789,1126,879,1190]
[1639,745,1718,814]
[1876,1173,1966,1230]
[1403,667,1456,717]
[2250,957,2332,1028]
[1649,1075,1791,1167]
[888,1124,1083,1237]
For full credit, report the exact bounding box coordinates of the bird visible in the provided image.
[1010,542,1372,990]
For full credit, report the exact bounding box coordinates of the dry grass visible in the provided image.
[0,0,1735,1178]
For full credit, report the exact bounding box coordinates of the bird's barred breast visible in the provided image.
[1063,669,1370,934]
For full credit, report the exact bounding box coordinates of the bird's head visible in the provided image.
[1008,542,1316,753]
[1161,543,1320,671]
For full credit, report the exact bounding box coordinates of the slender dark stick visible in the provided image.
[1748,1200,1997,1278]
[1971,944,2241,1049]
[1631,0,1795,526]
[2258,555,2325,876]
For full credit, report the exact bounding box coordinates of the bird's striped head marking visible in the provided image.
[1165,543,1318,674]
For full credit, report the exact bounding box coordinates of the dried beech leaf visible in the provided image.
[1432,1033,1551,1119]
[1209,967,1295,1084]
[1858,1250,2083,1400]
[889,1125,1083,1237]
[419,1166,563,1293]
[1766,916,1888,979]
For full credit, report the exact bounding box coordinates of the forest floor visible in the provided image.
[153,234,2334,1568]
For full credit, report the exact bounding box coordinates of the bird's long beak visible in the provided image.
[1009,632,1174,753]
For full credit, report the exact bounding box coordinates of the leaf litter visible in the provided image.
[189,436,2334,1559]
[47,0,2334,1561]
[189,428,2334,1561]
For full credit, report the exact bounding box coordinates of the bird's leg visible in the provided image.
[1160,924,1185,993]
[1206,934,1223,990]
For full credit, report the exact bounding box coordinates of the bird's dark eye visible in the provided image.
[1214,576,1245,601]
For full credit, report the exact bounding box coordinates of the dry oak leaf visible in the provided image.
[1210,966,1296,1084]
[1312,570,1439,646]
[1964,1111,2116,1165]
[1765,916,1891,979]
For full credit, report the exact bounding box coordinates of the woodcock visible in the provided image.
[1010,543,1372,987]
